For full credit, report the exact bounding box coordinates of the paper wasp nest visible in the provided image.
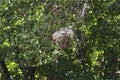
[52,27,73,50]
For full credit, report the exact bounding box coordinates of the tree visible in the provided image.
[0,0,120,80]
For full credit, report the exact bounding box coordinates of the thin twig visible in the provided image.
[79,3,87,20]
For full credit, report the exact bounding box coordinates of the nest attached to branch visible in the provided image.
[52,27,73,50]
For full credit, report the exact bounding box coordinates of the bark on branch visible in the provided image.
[0,60,11,80]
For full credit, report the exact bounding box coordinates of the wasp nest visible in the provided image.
[52,27,73,50]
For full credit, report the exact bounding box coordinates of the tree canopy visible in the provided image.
[0,0,120,80]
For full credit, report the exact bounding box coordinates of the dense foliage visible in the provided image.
[0,0,120,80]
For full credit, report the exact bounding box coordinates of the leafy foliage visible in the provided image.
[0,0,120,80]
